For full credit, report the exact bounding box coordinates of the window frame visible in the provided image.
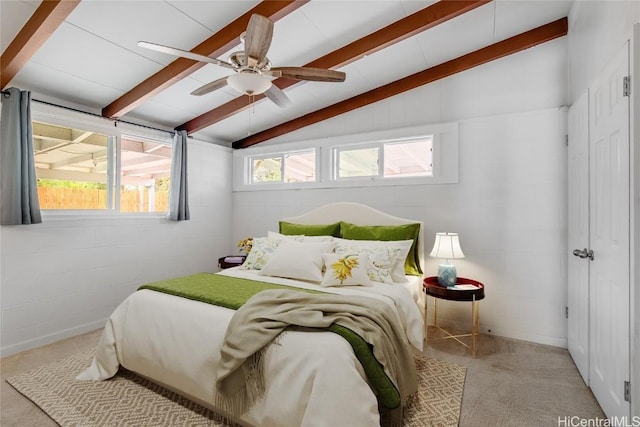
[332,135,434,181]
[30,102,174,218]
[380,136,434,179]
[333,143,380,180]
[245,148,319,186]
[233,122,458,192]
[249,154,284,184]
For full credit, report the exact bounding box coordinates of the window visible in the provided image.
[383,137,432,178]
[251,156,282,183]
[120,136,172,213]
[250,149,316,184]
[233,122,458,191]
[334,137,433,180]
[336,146,379,178]
[33,120,172,212]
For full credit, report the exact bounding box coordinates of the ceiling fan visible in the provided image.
[138,14,346,108]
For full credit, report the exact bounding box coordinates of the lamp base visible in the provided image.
[437,264,457,287]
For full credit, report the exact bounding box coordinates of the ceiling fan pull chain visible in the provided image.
[248,96,253,136]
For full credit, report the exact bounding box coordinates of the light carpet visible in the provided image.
[6,349,466,427]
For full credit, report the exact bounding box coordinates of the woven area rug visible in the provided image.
[7,349,466,427]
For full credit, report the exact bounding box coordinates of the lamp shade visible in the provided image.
[430,232,464,287]
[227,72,272,96]
[430,232,464,260]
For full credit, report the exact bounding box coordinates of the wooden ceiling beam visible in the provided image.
[1,0,80,90]
[102,0,307,119]
[233,17,568,149]
[178,0,490,134]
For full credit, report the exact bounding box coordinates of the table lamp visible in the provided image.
[430,232,465,287]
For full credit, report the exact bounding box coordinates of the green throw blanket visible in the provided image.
[138,273,416,413]
[138,272,320,310]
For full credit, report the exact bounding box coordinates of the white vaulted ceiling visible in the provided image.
[0,0,572,147]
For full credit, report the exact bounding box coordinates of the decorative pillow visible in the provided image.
[340,222,422,276]
[334,242,401,284]
[279,221,341,237]
[259,241,336,282]
[333,238,413,283]
[267,231,305,243]
[239,237,282,270]
[267,231,333,243]
[321,253,373,287]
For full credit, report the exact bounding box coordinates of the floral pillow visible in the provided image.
[239,237,282,270]
[334,242,402,284]
[333,238,413,283]
[321,253,373,287]
[267,231,333,243]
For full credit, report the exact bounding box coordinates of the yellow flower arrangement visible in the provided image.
[331,255,359,284]
[237,237,253,254]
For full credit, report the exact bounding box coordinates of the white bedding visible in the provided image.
[78,268,424,427]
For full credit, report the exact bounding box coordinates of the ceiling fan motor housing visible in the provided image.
[227,72,271,96]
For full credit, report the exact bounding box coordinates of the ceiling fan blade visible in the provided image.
[244,14,273,68]
[190,77,229,96]
[267,67,346,82]
[264,85,291,108]
[138,41,235,70]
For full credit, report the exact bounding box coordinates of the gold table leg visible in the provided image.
[424,294,481,357]
[471,295,479,356]
[424,294,428,346]
[434,298,438,327]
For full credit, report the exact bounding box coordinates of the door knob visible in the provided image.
[572,248,594,260]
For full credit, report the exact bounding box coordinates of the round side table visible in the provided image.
[423,276,485,356]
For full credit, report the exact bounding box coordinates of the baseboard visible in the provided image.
[0,319,106,358]
[432,318,568,349]
[484,326,568,349]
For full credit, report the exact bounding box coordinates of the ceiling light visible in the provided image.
[227,73,271,96]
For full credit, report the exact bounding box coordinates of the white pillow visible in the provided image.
[268,231,333,243]
[259,241,336,282]
[239,236,283,270]
[321,253,373,287]
[333,238,413,283]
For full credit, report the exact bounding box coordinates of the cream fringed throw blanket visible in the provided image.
[215,288,418,422]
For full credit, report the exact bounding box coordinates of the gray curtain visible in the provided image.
[168,130,190,221]
[0,88,41,225]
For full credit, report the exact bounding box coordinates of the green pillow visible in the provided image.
[279,221,342,237]
[340,222,422,276]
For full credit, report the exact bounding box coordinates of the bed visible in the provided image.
[78,202,426,426]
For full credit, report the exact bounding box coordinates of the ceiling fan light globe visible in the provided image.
[227,73,271,96]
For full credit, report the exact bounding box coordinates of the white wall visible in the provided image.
[232,38,569,347]
[0,139,233,356]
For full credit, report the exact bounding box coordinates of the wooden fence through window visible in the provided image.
[37,187,169,212]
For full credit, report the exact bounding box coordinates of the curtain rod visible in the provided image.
[1,89,177,136]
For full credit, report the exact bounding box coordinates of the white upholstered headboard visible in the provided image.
[281,202,425,273]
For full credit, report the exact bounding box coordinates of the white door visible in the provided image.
[588,42,630,419]
[567,91,590,385]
